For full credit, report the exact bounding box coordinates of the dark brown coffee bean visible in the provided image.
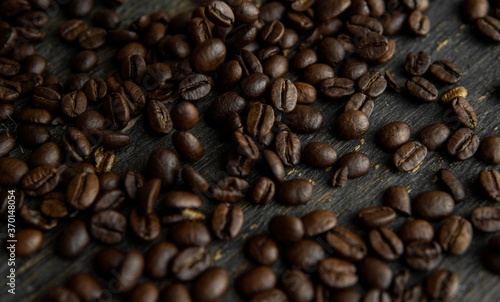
[471,206,500,232]
[206,91,246,125]
[300,209,337,237]
[315,0,350,21]
[179,73,211,101]
[344,93,374,118]
[59,19,87,42]
[172,246,211,281]
[232,131,259,160]
[173,131,204,162]
[99,172,121,192]
[99,131,131,149]
[129,207,160,241]
[21,165,61,196]
[0,27,18,56]
[32,86,60,112]
[477,16,500,42]
[385,71,400,93]
[210,176,249,203]
[285,104,324,134]
[0,103,15,121]
[269,215,304,243]
[404,51,431,76]
[302,142,337,168]
[329,289,362,302]
[192,267,230,302]
[462,0,488,22]
[61,91,87,118]
[282,269,314,302]
[164,191,202,210]
[358,256,393,289]
[65,73,91,92]
[260,20,285,45]
[346,14,383,37]
[121,54,146,84]
[405,240,442,271]
[20,206,57,230]
[56,220,90,259]
[0,57,20,77]
[326,226,367,262]
[92,8,121,29]
[413,191,455,221]
[418,123,451,151]
[170,102,198,131]
[78,27,107,50]
[335,110,369,140]
[425,269,459,301]
[318,257,358,289]
[293,48,317,70]
[190,38,226,73]
[341,59,368,82]
[93,189,126,212]
[66,0,94,17]
[112,250,144,293]
[384,186,411,216]
[320,77,355,100]
[406,76,438,102]
[72,50,98,72]
[447,128,479,160]
[62,127,91,163]
[393,141,427,172]
[478,135,500,164]
[358,206,396,227]
[103,92,131,130]
[148,148,179,189]
[90,209,126,244]
[237,266,276,297]
[277,179,313,206]
[270,78,297,113]
[15,228,43,257]
[145,241,178,279]
[66,172,99,209]
[180,166,208,195]
[245,234,279,265]
[160,283,192,302]
[376,121,411,150]
[451,97,477,129]
[0,133,15,157]
[359,33,389,62]
[357,71,387,99]
[274,128,301,166]
[128,283,159,302]
[0,157,28,186]
[399,219,434,243]
[408,10,430,36]
[16,124,49,147]
[211,203,243,240]
[369,227,403,261]
[480,168,500,203]
[430,60,463,84]
[439,215,472,256]
[303,63,334,86]
[250,176,275,205]
[294,82,317,105]
[16,108,51,125]
[40,192,67,218]
[439,169,465,204]
[246,103,274,138]
[484,235,500,275]
[286,239,326,271]
[22,54,46,75]
[262,149,285,182]
[145,99,172,135]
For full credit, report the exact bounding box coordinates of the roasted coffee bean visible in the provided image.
[359,33,389,62]
[269,215,304,243]
[357,71,387,99]
[67,172,99,210]
[217,60,242,91]
[286,10,314,31]
[405,240,442,271]
[341,58,368,81]
[246,103,274,138]
[321,77,355,100]
[0,133,15,157]
[408,10,430,36]
[399,219,434,243]
[75,110,104,132]
[358,206,396,228]
[173,131,204,162]
[430,60,463,84]
[0,57,20,77]
[90,210,126,244]
[270,78,297,113]
[363,289,391,302]
[56,220,90,259]
[250,177,275,205]
[280,269,314,302]
[439,215,472,255]
[16,228,43,257]
[263,150,285,182]
[148,148,179,189]
[172,246,211,281]
[181,166,209,194]
[128,283,159,302]
[439,169,465,203]
[385,70,400,93]
[65,73,91,92]
[17,124,50,147]
[295,82,317,105]
[93,189,126,212]
[441,86,468,105]
[190,38,226,73]
[211,203,243,240]
[146,99,173,135]
[478,135,500,164]
[160,283,192,302]
[330,289,362,302]
[92,8,121,29]
[477,16,500,42]
[406,76,437,102]
[66,0,94,17]
[346,15,383,38]
[335,110,370,140]
[121,54,146,83]
[187,17,212,46]
[369,227,403,261]
[32,87,60,111]
[480,168,500,203]
[335,151,371,181]
[112,250,144,293]
[206,91,246,125]
[145,241,178,279]
[226,146,253,177]
[376,121,411,150]
[164,191,202,209]
[274,128,301,166]
[232,131,259,160]
[302,142,337,168]
[192,267,230,302]
[418,123,451,150]
[0,103,15,121]
[261,20,285,45]
[358,256,393,289]
[279,28,298,49]
[12,73,42,95]
[451,97,477,129]
[72,50,98,72]
[318,258,358,289]
[22,54,46,75]
[393,141,427,172]
[169,102,198,131]
[16,108,51,125]
[404,51,431,76]
[62,127,91,163]
[240,72,269,99]
[315,0,350,21]
[462,0,489,22]
[0,27,18,56]
[40,192,67,218]
[300,209,337,237]
[108,29,139,43]
[210,176,249,203]
[484,235,500,275]
[413,191,454,221]
[471,206,500,232]
[129,207,160,241]
[136,178,161,214]
[0,157,28,186]
[237,266,277,297]
[447,127,479,160]
[384,186,411,216]
[326,226,367,262]
[60,19,87,42]
[286,239,325,271]
[103,92,131,130]
[21,165,60,196]
[205,1,234,27]
[122,170,145,201]
[20,206,57,230]
[179,73,211,101]
[99,172,121,192]
[61,91,87,118]
[78,27,107,49]
[245,234,279,265]
[425,269,459,301]
[303,63,334,86]
[344,93,374,118]
[277,179,313,206]
[285,104,324,134]
[293,48,317,70]
[98,131,131,149]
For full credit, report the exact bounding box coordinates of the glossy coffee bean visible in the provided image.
[250,177,275,205]
[405,240,442,271]
[21,165,61,196]
[408,10,430,36]
[430,60,463,84]
[170,221,211,247]
[358,206,396,228]
[439,215,472,255]
[376,121,411,150]
[181,166,209,194]
[418,123,451,151]
[245,234,279,265]
[471,206,500,232]
[66,273,102,302]
[393,141,427,172]
[192,267,230,302]
[148,148,179,188]
[56,219,90,259]
[145,241,178,279]
[447,128,479,160]
[211,203,243,240]
[172,246,211,281]
[369,227,403,261]
[358,256,393,289]
[384,186,411,216]
[318,257,358,289]
[90,210,126,244]
[399,219,435,243]
[113,250,144,293]
[425,269,459,301]
[16,228,43,257]
[302,142,337,168]
[236,266,276,297]
[404,51,431,76]
[280,269,314,302]
[413,191,454,221]
[326,226,367,262]
[286,239,326,271]
[277,179,313,206]
[406,76,438,102]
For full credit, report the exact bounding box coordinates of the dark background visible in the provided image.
[1,0,500,301]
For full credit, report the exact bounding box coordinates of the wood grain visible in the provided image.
[1,0,500,301]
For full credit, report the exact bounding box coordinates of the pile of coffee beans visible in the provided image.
[1,0,500,301]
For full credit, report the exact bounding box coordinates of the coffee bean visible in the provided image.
[303,63,334,86]
[406,76,438,102]
[99,131,131,149]
[277,179,313,206]
[484,235,500,275]
[61,91,87,118]
[330,289,362,302]
[363,289,391,302]
[369,227,404,261]
[384,186,411,215]
[439,215,472,256]
[210,176,249,203]
[17,124,50,147]
[15,109,51,126]
[302,142,337,169]
[72,50,98,72]
[66,273,102,302]
[451,97,477,129]
[471,206,500,232]
[262,149,285,182]
[144,241,178,279]
[171,246,211,282]
[286,104,324,133]
[207,91,246,126]
[32,87,60,112]
[98,172,121,192]
[40,192,67,218]
[160,283,192,302]
[113,250,144,293]
[67,172,99,210]
[172,131,204,162]
[286,239,326,271]
[438,169,465,204]
[16,228,43,257]
[192,267,230,302]
[430,60,463,84]
[0,27,18,56]
[237,266,276,297]
[425,269,459,301]
[418,123,451,151]
[293,48,317,70]
[59,19,87,42]
[129,207,160,241]
[190,38,226,73]
[477,16,500,41]
[294,82,317,105]
[103,92,131,130]
[408,10,430,36]
[78,27,107,50]
[269,215,304,243]
[211,203,243,240]
[181,166,209,195]
[128,283,159,302]
[0,157,28,186]
[326,226,367,262]
[320,77,355,100]
[318,257,358,289]
[344,93,374,118]
[413,191,455,221]
[55,220,90,259]
[148,148,179,188]
[145,99,172,134]
[358,256,393,289]
[447,127,479,160]
[261,20,285,45]
[245,234,279,265]
[275,128,301,166]
[384,71,400,93]
[399,219,435,243]
[357,71,387,98]
[179,73,211,101]
[336,151,371,180]
[21,165,61,196]
[335,110,370,140]
[359,33,389,61]
[249,176,275,205]
[405,51,431,76]
[22,54,46,75]
[0,103,15,121]
[0,133,15,157]
[65,73,91,92]
[232,131,259,160]
[477,135,500,164]
[376,121,411,150]
[62,127,91,163]
[246,103,274,138]
[93,189,126,212]
[0,57,20,77]
[405,240,442,271]
[270,78,297,113]
[20,206,57,230]
[393,141,427,172]
[479,168,500,203]
[90,210,126,244]
[358,206,396,228]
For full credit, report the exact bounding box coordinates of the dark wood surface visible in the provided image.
[1,0,500,301]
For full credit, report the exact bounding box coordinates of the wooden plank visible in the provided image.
[1,0,500,301]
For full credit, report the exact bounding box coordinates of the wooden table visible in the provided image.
[1,0,500,301]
